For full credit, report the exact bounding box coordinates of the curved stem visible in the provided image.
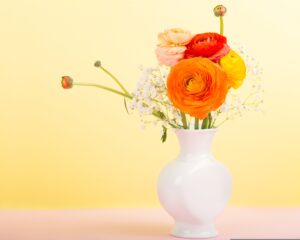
[152,110,179,128]
[99,66,130,95]
[74,82,179,128]
[243,93,255,104]
[211,118,217,128]
[97,65,181,129]
[74,82,132,99]
[215,117,228,128]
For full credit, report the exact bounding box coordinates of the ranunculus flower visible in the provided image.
[158,28,192,47]
[184,32,230,62]
[155,46,186,67]
[167,57,229,119]
[61,76,73,89]
[220,50,246,89]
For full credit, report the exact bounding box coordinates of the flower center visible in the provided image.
[186,78,203,92]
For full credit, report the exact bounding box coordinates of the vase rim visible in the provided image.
[174,128,218,133]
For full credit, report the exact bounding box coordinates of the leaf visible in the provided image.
[161,126,167,143]
[123,98,129,114]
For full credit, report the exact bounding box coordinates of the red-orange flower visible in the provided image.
[184,32,230,62]
[61,76,73,89]
[167,57,229,119]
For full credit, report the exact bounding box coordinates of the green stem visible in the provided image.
[168,122,179,128]
[194,118,199,130]
[74,82,132,99]
[211,118,217,128]
[201,117,209,129]
[180,111,188,129]
[99,66,130,95]
[202,113,213,129]
[215,117,228,128]
[74,82,179,129]
[208,113,213,128]
[152,111,178,128]
[220,16,224,35]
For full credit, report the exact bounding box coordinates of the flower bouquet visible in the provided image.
[61,5,262,142]
[61,5,263,238]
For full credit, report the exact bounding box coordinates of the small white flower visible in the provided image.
[137,101,144,113]
[210,111,218,118]
[220,102,229,112]
[128,99,137,110]
[138,65,144,71]
[150,87,157,98]
[143,107,152,115]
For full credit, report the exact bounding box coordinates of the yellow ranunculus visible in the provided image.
[220,50,246,89]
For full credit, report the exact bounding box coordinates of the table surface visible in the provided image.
[0,208,300,240]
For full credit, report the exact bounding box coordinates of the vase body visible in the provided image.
[157,129,232,239]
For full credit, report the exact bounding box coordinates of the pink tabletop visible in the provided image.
[0,208,300,240]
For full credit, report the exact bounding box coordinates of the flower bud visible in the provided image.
[214,5,227,17]
[94,60,101,67]
[61,76,73,89]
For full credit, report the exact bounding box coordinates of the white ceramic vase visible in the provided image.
[157,129,232,239]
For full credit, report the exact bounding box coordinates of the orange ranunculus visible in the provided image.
[167,57,229,119]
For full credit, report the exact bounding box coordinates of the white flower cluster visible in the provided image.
[212,45,264,126]
[128,65,182,129]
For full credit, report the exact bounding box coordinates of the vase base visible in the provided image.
[171,222,218,239]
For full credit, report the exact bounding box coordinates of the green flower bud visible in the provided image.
[94,60,102,67]
[214,5,227,17]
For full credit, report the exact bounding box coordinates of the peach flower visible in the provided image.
[167,57,229,119]
[158,28,192,47]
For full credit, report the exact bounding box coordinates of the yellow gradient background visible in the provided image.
[0,0,300,209]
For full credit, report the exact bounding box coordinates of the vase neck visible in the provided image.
[175,129,216,158]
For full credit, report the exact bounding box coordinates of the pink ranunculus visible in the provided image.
[155,46,186,67]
